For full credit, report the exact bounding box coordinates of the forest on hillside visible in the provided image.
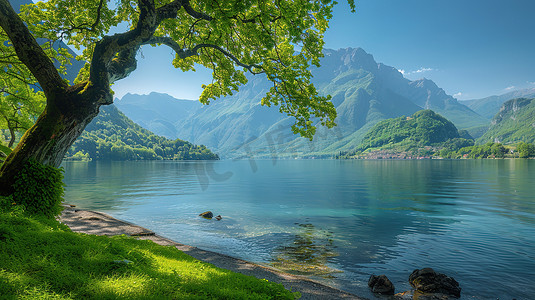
[65,105,219,161]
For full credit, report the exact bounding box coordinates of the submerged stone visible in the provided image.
[199,211,213,219]
[368,274,395,295]
[409,268,461,298]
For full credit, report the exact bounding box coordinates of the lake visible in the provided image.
[62,159,535,299]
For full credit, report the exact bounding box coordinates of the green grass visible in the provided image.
[0,211,298,299]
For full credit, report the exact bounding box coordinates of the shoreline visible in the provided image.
[59,205,364,300]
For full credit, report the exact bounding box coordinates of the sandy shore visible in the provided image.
[59,206,365,300]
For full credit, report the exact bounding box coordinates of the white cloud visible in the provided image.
[504,86,516,91]
[453,92,462,98]
[413,67,433,74]
[400,67,435,77]
[527,81,535,85]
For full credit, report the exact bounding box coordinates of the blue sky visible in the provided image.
[113,0,535,101]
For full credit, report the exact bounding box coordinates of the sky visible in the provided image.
[112,0,535,101]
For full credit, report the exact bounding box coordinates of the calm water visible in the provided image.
[62,160,535,299]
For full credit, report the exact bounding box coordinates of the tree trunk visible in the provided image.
[0,85,103,195]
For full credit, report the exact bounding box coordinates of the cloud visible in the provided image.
[453,92,462,98]
[527,81,535,85]
[504,86,516,91]
[413,67,433,74]
[400,67,434,77]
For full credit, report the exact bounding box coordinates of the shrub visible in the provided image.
[11,159,65,217]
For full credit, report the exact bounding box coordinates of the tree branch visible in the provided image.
[0,0,67,98]
[182,0,212,21]
[107,48,138,83]
[145,37,264,74]
[156,0,183,20]
[60,0,105,35]
[89,0,216,95]
[89,0,158,89]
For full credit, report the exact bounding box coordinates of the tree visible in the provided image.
[517,142,535,158]
[0,22,46,149]
[0,0,355,194]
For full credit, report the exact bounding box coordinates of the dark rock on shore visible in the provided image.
[409,268,461,298]
[368,274,395,295]
[199,211,213,219]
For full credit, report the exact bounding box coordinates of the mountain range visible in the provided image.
[116,48,490,158]
[461,88,535,119]
[7,0,535,159]
[477,98,535,144]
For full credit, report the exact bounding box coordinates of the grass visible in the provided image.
[0,211,298,299]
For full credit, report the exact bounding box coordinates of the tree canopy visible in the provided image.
[17,0,356,137]
[0,0,355,193]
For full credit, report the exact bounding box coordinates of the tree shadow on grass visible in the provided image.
[0,213,296,299]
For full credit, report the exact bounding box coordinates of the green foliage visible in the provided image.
[11,159,64,217]
[0,212,297,299]
[439,142,514,159]
[358,110,461,151]
[18,0,351,140]
[477,98,535,144]
[0,143,12,163]
[0,27,46,148]
[517,142,535,158]
[65,105,219,161]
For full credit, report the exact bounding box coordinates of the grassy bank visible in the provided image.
[0,211,297,299]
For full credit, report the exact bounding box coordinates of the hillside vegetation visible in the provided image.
[117,48,487,158]
[339,108,535,159]
[358,110,462,150]
[462,88,535,120]
[340,110,473,158]
[477,98,535,144]
[65,105,218,161]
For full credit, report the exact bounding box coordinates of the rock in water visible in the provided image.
[199,211,213,219]
[409,268,461,298]
[368,274,395,295]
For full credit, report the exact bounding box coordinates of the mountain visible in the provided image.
[462,88,535,120]
[115,92,202,138]
[477,98,535,144]
[65,105,219,161]
[119,48,486,158]
[357,109,463,151]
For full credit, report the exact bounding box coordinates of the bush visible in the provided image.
[11,159,65,217]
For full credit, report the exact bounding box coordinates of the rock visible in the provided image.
[199,211,213,219]
[409,268,461,298]
[368,274,395,295]
[215,215,222,221]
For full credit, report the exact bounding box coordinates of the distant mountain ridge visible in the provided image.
[115,92,201,138]
[477,98,535,144]
[462,88,535,120]
[118,48,486,158]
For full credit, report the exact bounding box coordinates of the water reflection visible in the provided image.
[62,161,201,210]
[62,159,535,299]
